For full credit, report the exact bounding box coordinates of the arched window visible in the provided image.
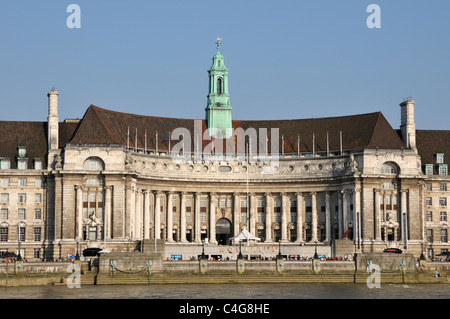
[217,78,222,95]
[381,163,398,174]
[84,157,104,170]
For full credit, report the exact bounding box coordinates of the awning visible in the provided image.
[232,228,261,243]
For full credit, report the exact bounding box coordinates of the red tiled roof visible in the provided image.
[68,105,407,153]
[416,130,450,174]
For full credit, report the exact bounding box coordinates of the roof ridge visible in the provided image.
[367,112,405,149]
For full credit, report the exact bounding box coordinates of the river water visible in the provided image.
[0,283,448,299]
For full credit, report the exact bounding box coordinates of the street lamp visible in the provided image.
[313,241,319,259]
[238,240,243,259]
[277,239,282,260]
[17,222,22,261]
[75,240,80,260]
[200,239,207,260]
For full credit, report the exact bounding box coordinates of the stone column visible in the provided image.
[130,186,136,238]
[265,193,272,242]
[338,191,343,238]
[144,191,150,239]
[180,192,187,242]
[374,189,381,240]
[353,188,361,245]
[311,192,318,242]
[104,185,112,240]
[75,185,83,240]
[296,193,303,243]
[233,193,240,237]
[154,191,161,240]
[166,192,174,242]
[281,193,288,242]
[325,192,331,242]
[209,192,217,244]
[342,190,348,234]
[401,189,408,248]
[194,192,201,243]
[135,189,142,240]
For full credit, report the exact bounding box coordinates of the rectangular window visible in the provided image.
[274,212,281,223]
[291,212,297,223]
[186,212,191,223]
[426,211,433,222]
[426,197,432,206]
[83,192,88,202]
[240,198,247,208]
[425,164,433,176]
[440,211,447,222]
[441,229,448,243]
[426,183,432,191]
[18,227,25,242]
[438,165,448,176]
[0,208,8,220]
[0,158,11,169]
[18,208,26,220]
[0,227,8,242]
[35,178,42,188]
[0,193,9,203]
[257,199,265,207]
[35,208,41,220]
[436,153,444,164]
[427,229,433,242]
[440,184,447,191]
[89,193,96,202]
[200,212,207,223]
[220,199,226,207]
[200,199,207,207]
[83,207,88,219]
[35,193,42,203]
[240,212,247,223]
[18,193,26,203]
[34,159,43,170]
[439,197,447,207]
[18,178,27,187]
[89,226,97,241]
[1,178,9,187]
[17,159,27,170]
[186,198,191,207]
[257,212,265,223]
[34,227,41,241]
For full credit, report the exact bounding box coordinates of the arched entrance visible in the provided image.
[216,218,232,245]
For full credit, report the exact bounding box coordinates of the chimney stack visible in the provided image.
[399,99,416,150]
[47,89,59,151]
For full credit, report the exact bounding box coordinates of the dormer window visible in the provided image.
[381,163,397,174]
[438,164,448,176]
[436,153,444,164]
[34,159,43,170]
[425,164,434,176]
[0,158,10,170]
[18,146,27,158]
[17,159,28,170]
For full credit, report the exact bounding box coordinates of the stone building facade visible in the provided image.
[0,46,449,261]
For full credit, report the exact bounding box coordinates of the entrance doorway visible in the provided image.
[216,218,232,245]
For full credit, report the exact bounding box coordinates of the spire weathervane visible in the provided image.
[216,37,222,48]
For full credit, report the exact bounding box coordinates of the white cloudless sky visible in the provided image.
[0,0,449,130]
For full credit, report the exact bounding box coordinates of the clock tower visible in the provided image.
[205,39,232,139]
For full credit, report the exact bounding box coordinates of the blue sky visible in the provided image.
[1,0,449,130]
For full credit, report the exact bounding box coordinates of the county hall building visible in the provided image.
[0,43,449,261]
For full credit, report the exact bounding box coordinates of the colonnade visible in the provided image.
[73,185,409,246]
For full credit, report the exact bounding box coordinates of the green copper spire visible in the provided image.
[205,38,232,139]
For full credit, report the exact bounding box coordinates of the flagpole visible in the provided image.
[145,130,147,153]
[312,133,315,156]
[156,131,158,153]
[340,131,343,155]
[127,127,130,151]
[282,135,284,156]
[297,134,300,157]
[326,131,329,156]
[135,128,137,152]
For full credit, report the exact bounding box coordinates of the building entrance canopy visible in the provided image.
[232,228,261,243]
